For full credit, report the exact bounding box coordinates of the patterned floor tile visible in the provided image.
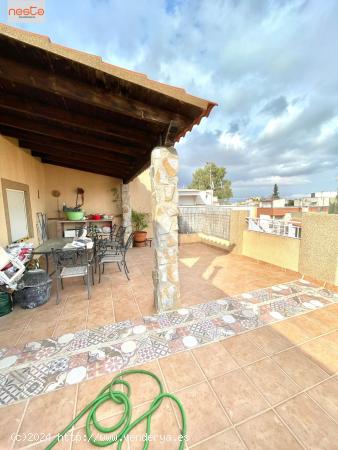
[0,279,336,407]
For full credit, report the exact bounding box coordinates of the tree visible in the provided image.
[328,196,338,214]
[189,162,233,200]
[272,183,280,199]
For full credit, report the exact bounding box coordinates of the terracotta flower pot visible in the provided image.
[133,231,147,247]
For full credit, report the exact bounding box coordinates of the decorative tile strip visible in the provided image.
[0,280,337,406]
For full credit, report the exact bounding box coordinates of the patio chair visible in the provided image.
[98,233,133,282]
[52,247,93,303]
[108,225,126,248]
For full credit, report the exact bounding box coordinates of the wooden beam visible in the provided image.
[0,128,133,164]
[30,149,130,172]
[0,56,188,130]
[163,121,180,146]
[20,140,133,167]
[124,154,151,183]
[0,92,156,145]
[38,154,129,179]
[0,111,147,156]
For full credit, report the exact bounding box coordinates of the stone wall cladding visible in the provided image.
[122,183,132,243]
[151,146,180,311]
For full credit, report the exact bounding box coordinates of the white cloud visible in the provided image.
[4,0,338,198]
[218,132,246,151]
[233,176,311,188]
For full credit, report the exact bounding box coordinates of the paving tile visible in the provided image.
[20,435,72,449]
[271,319,312,345]
[72,425,119,449]
[222,333,266,366]
[191,428,245,450]
[121,360,164,406]
[243,358,301,405]
[16,386,77,448]
[0,328,22,348]
[75,372,123,429]
[237,410,302,450]
[250,327,293,355]
[276,393,338,449]
[308,377,338,422]
[175,381,230,445]
[18,325,56,344]
[290,315,328,340]
[272,347,329,389]
[210,369,268,424]
[126,398,184,450]
[193,341,238,378]
[159,351,205,392]
[0,400,27,449]
[300,337,338,374]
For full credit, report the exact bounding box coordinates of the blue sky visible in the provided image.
[2,0,338,199]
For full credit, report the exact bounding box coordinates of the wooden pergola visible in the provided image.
[0,24,216,182]
[0,24,216,311]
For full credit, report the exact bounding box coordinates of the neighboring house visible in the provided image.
[178,189,217,206]
[293,192,337,208]
[257,207,302,222]
[259,197,286,208]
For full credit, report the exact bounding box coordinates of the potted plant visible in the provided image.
[63,205,84,221]
[63,187,85,220]
[132,210,149,247]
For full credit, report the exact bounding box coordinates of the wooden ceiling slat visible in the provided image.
[0,56,189,131]
[1,128,134,164]
[30,147,131,171]
[31,151,130,172]
[20,140,132,167]
[0,92,156,145]
[38,154,129,179]
[0,111,148,157]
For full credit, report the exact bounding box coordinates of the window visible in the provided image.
[1,178,34,243]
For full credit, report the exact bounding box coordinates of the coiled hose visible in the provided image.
[45,369,187,449]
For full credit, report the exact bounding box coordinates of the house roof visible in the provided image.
[0,24,217,181]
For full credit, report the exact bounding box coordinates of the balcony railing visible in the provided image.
[247,217,302,239]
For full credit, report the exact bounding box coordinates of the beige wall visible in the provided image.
[44,164,122,237]
[229,210,247,254]
[44,164,122,219]
[129,168,153,237]
[0,134,152,244]
[299,213,338,286]
[0,136,46,247]
[242,230,300,272]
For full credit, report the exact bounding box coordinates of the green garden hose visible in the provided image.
[45,369,187,450]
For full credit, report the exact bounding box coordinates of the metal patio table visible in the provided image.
[32,238,73,274]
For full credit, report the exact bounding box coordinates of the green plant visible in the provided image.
[63,205,82,212]
[131,210,149,231]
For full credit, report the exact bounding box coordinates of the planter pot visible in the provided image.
[65,211,84,221]
[133,231,147,247]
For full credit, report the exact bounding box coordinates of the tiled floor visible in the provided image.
[0,302,337,449]
[0,244,337,449]
[0,244,298,348]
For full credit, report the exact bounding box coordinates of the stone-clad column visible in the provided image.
[121,183,132,243]
[151,146,180,311]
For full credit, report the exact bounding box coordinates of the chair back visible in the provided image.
[52,247,89,269]
[109,223,117,239]
[124,232,134,250]
[115,226,126,244]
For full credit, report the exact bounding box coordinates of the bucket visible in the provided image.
[13,269,52,309]
[65,211,84,221]
[0,292,12,316]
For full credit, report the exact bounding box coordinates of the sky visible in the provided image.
[2,0,338,200]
